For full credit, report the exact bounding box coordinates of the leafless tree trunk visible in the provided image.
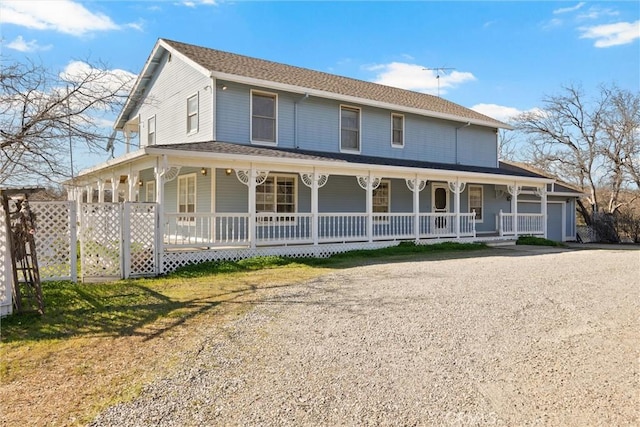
[0,58,134,185]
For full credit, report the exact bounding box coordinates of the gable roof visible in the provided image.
[500,161,583,195]
[116,38,509,130]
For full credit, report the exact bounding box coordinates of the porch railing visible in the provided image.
[497,210,544,237]
[164,211,480,247]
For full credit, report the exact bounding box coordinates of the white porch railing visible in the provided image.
[164,211,480,247]
[164,213,249,247]
[497,210,544,236]
[419,213,476,238]
[255,213,313,245]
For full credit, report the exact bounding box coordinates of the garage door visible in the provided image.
[546,203,564,242]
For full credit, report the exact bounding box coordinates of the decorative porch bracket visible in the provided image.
[356,175,381,191]
[507,185,522,196]
[447,180,466,194]
[405,178,427,193]
[300,173,329,189]
[534,186,546,197]
[161,166,182,184]
[235,169,270,186]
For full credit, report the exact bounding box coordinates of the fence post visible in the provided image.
[121,203,129,279]
[69,202,78,283]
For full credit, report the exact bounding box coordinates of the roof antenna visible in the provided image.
[423,67,455,97]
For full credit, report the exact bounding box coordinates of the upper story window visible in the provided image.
[187,93,199,134]
[340,106,360,152]
[147,116,156,146]
[256,175,296,214]
[391,113,404,147]
[469,185,483,222]
[251,91,277,144]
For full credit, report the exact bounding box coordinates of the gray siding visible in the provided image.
[163,167,212,214]
[132,52,213,147]
[215,81,499,168]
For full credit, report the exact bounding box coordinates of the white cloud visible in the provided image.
[0,0,128,36]
[60,61,137,100]
[542,18,564,30]
[470,104,542,124]
[178,0,217,7]
[579,20,640,47]
[553,2,585,15]
[6,35,52,52]
[577,7,619,20]
[368,62,476,95]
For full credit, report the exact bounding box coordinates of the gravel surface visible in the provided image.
[90,246,639,426]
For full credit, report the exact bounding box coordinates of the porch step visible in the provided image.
[484,239,517,247]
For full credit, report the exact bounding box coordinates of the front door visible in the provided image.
[432,184,449,229]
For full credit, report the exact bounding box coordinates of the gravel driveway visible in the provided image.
[90,246,639,426]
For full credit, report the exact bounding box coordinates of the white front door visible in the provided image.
[432,184,449,230]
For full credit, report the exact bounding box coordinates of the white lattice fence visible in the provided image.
[30,201,77,281]
[0,202,11,316]
[162,241,398,274]
[123,203,157,278]
[80,203,122,279]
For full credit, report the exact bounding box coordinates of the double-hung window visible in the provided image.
[391,113,404,147]
[147,116,156,146]
[469,185,483,221]
[340,106,360,152]
[256,175,296,221]
[187,93,199,134]
[146,181,156,203]
[177,174,196,223]
[373,180,390,223]
[252,91,277,144]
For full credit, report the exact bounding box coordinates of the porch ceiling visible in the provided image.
[147,140,552,183]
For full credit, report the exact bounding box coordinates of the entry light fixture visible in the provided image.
[225,168,233,176]
[201,167,207,176]
[138,179,143,187]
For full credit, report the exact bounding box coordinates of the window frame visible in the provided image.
[372,179,391,223]
[147,115,156,146]
[340,105,361,153]
[391,113,404,148]
[255,174,298,224]
[186,93,199,134]
[468,185,484,222]
[177,173,197,224]
[251,90,278,145]
[145,181,156,203]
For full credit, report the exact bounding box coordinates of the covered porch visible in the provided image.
[69,142,552,254]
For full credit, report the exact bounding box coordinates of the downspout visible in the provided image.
[454,121,471,164]
[294,93,309,149]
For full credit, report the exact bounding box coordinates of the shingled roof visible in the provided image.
[158,39,507,129]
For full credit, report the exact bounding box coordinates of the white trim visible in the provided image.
[468,184,484,223]
[250,89,278,146]
[391,113,405,148]
[340,104,361,153]
[186,92,199,135]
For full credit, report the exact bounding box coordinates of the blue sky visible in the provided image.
[1,0,639,170]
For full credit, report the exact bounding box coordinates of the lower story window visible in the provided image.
[469,185,483,221]
[178,174,196,222]
[256,175,296,216]
[373,180,390,222]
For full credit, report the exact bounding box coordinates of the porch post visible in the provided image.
[248,167,257,249]
[300,171,329,245]
[155,161,165,276]
[367,171,373,242]
[539,186,548,238]
[127,169,139,202]
[509,182,520,237]
[111,176,119,203]
[406,176,426,243]
[97,179,105,203]
[448,179,466,238]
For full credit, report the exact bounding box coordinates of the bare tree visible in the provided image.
[513,84,640,225]
[0,58,135,185]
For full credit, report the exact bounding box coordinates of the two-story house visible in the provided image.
[69,38,579,274]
